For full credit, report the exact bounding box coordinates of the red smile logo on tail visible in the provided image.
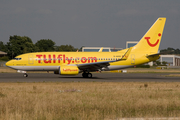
[145,33,161,47]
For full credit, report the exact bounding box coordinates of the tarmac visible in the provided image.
[0,72,180,82]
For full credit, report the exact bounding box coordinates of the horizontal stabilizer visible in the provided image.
[146,53,160,58]
[146,51,167,58]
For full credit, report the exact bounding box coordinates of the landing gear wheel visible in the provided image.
[82,73,87,78]
[87,73,92,78]
[23,73,28,77]
[82,73,92,78]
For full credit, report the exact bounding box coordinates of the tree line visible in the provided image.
[0,35,78,60]
[160,47,180,55]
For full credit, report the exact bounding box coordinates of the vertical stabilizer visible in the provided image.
[133,18,166,54]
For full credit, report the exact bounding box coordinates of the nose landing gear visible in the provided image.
[23,73,28,77]
[17,70,28,77]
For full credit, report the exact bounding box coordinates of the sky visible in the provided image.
[0,0,180,49]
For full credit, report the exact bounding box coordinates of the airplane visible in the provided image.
[6,17,166,78]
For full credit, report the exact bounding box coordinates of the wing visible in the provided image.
[77,47,133,71]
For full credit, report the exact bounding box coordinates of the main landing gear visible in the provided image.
[82,72,92,78]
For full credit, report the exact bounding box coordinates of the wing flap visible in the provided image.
[77,60,113,71]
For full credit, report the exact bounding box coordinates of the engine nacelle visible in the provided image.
[54,66,79,75]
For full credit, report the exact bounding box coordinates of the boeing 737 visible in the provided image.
[6,18,166,78]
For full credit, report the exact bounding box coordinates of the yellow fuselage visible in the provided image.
[6,51,159,71]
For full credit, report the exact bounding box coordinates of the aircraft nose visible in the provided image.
[6,61,12,67]
[6,61,10,66]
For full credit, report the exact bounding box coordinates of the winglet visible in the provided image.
[119,47,133,61]
[98,47,103,52]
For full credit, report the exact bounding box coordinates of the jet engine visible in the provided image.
[54,66,79,75]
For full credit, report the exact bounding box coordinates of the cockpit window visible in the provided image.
[13,58,22,60]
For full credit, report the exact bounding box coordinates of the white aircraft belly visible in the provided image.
[104,65,133,71]
[8,66,59,71]
[8,65,134,72]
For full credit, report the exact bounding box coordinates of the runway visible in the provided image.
[0,72,180,82]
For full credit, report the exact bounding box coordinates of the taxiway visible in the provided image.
[0,73,180,82]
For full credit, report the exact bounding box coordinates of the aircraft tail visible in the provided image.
[133,18,166,55]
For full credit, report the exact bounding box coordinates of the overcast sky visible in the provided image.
[0,0,180,49]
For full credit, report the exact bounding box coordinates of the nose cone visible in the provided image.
[6,60,12,67]
[6,60,17,70]
[6,61,9,66]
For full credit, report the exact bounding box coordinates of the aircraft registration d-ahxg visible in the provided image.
[6,18,166,78]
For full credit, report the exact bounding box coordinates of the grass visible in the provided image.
[0,67,16,73]
[0,82,180,120]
